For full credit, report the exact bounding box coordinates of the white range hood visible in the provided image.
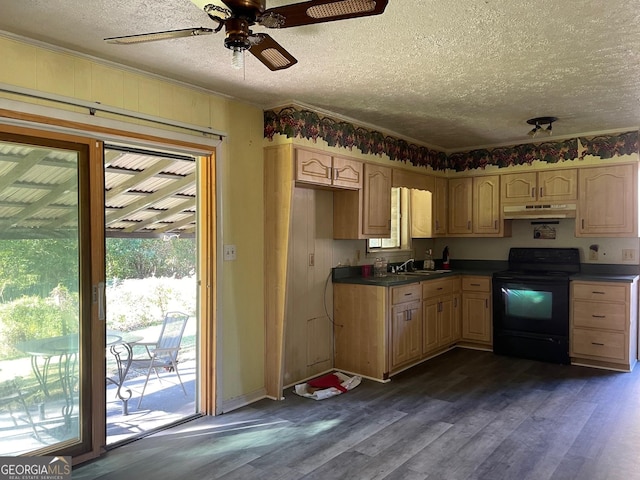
[503,204,577,219]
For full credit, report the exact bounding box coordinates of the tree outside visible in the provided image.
[0,237,197,361]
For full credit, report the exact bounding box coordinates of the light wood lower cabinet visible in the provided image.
[422,277,461,356]
[570,279,638,371]
[334,276,462,381]
[390,284,422,369]
[334,283,389,380]
[461,276,492,346]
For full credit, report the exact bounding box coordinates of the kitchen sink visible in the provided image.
[403,270,445,275]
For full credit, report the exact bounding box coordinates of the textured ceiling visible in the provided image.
[0,1,639,151]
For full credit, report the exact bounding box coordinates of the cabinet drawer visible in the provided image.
[572,282,627,302]
[572,300,626,331]
[572,328,626,361]
[391,283,422,305]
[462,276,491,292]
[422,278,454,298]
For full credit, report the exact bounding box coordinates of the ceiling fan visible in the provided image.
[104,0,389,71]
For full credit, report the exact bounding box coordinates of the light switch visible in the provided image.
[223,244,237,261]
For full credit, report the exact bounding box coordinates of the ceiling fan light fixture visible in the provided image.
[231,47,244,69]
[526,116,557,138]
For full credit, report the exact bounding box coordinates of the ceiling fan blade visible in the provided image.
[105,27,214,45]
[248,34,297,71]
[262,0,388,28]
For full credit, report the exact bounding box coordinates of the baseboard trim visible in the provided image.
[219,388,268,413]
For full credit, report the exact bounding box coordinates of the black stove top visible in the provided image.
[493,247,580,281]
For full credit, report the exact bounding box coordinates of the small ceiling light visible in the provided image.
[526,117,558,138]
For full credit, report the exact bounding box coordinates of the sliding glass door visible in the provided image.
[103,144,199,445]
[0,131,96,456]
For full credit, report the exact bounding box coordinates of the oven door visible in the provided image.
[492,276,569,337]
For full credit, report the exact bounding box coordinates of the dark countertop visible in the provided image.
[570,273,639,283]
[332,261,639,287]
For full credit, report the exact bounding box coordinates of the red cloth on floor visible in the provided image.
[307,374,347,393]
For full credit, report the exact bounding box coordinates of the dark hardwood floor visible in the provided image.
[74,349,640,479]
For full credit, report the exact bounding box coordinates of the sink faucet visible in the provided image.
[396,258,415,273]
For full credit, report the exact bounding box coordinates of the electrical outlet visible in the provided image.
[589,249,598,261]
[223,244,237,261]
[622,249,636,261]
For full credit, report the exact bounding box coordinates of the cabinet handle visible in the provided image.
[438,301,442,313]
[539,187,543,198]
[437,287,443,290]
[485,299,489,308]
[531,187,535,198]
[591,342,605,346]
[328,167,333,179]
[582,219,585,229]
[407,310,412,320]
[470,283,481,286]
[334,168,339,180]
[404,293,412,296]
[592,315,606,318]
[467,220,471,230]
[435,220,440,230]
[494,220,497,229]
[454,297,458,307]
[592,291,605,295]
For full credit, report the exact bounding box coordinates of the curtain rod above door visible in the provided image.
[0,82,226,139]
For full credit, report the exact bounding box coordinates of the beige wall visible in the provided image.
[0,35,265,406]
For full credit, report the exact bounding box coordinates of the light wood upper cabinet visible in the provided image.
[333,156,364,189]
[334,163,392,239]
[433,177,448,237]
[449,175,503,236]
[501,169,577,204]
[362,163,392,236]
[473,175,501,235]
[576,163,638,237]
[448,177,473,234]
[410,188,433,238]
[295,148,363,190]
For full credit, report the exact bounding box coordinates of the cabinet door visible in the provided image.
[332,156,363,189]
[473,175,500,235]
[362,163,392,236]
[538,169,577,202]
[422,297,439,354]
[438,295,456,347]
[433,177,449,237]
[433,177,448,236]
[295,149,332,186]
[462,292,492,343]
[501,172,537,204]
[577,164,637,236]
[448,177,473,234]
[391,301,422,368]
[452,293,461,342]
[410,188,433,238]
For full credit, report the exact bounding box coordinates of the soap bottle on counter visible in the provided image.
[424,249,435,270]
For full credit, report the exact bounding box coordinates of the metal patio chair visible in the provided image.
[128,311,190,408]
[0,377,41,441]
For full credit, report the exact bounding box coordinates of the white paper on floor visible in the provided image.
[294,372,362,400]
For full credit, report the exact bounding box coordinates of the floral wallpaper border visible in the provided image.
[264,106,639,172]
